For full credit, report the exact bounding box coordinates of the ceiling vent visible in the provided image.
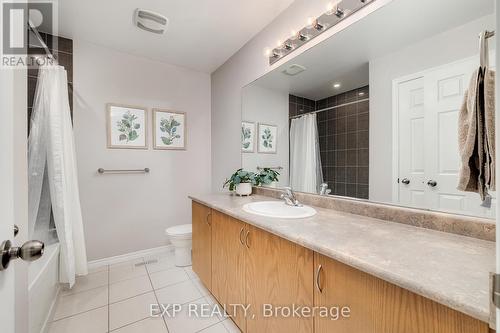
[134,9,168,35]
[282,64,306,76]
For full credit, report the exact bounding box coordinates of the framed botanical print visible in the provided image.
[258,123,277,154]
[106,104,148,149]
[153,109,186,150]
[241,121,255,153]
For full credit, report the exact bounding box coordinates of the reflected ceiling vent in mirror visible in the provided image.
[134,9,168,35]
[282,64,306,76]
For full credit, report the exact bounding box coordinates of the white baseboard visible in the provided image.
[87,245,174,270]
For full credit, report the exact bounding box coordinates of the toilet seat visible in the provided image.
[165,224,192,239]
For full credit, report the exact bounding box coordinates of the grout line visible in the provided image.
[107,265,110,333]
[51,304,108,322]
[109,289,155,305]
[144,257,170,333]
[194,320,229,333]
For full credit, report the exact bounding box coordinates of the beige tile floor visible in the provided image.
[49,251,240,333]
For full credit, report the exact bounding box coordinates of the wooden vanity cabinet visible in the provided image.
[313,253,490,333]
[192,202,212,290]
[192,202,491,333]
[245,224,314,333]
[211,210,248,332]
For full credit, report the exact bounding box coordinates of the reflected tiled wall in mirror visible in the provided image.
[289,86,369,199]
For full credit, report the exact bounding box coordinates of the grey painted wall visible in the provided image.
[210,0,387,192]
[74,40,211,260]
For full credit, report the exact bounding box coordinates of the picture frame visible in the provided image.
[258,123,278,154]
[152,109,187,150]
[106,103,148,149]
[241,121,256,153]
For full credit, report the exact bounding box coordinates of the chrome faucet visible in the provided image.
[280,187,302,207]
[319,183,331,196]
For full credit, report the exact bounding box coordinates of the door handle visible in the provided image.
[206,212,211,226]
[239,227,245,245]
[427,180,437,187]
[315,264,323,293]
[0,239,44,271]
[401,178,410,185]
[244,230,250,248]
[14,225,19,237]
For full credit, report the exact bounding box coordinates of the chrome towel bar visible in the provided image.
[97,168,150,174]
[256,166,283,170]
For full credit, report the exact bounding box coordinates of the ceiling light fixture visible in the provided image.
[265,0,373,65]
[333,83,341,89]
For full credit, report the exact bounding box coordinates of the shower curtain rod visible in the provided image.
[27,20,56,62]
[290,98,370,119]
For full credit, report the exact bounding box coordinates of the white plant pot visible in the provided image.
[262,181,278,188]
[235,183,252,196]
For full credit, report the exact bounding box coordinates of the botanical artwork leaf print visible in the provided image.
[258,124,277,153]
[262,128,273,148]
[241,122,255,153]
[159,116,181,145]
[117,111,140,142]
[242,126,252,149]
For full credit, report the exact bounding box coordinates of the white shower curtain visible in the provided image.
[289,113,324,193]
[28,65,88,287]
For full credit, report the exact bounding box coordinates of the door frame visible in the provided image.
[391,54,484,204]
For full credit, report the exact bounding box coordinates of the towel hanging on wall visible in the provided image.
[457,31,496,201]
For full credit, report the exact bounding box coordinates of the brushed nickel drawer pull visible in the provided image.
[244,230,250,248]
[239,227,245,245]
[315,264,323,293]
[206,212,211,226]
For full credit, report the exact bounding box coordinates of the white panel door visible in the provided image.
[397,57,495,218]
[425,57,495,217]
[398,77,426,208]
[0,67,16,333]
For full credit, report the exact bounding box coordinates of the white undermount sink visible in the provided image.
[242,201,317,219]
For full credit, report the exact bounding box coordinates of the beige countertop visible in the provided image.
[189,193,495,323]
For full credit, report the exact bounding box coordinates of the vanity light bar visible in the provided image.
[268,0,375,65]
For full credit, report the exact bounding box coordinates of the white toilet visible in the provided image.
[165,224,192,267]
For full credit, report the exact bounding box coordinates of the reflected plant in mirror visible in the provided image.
[258,168,280,188]
[241,0,496,219]
[223,169,259,196]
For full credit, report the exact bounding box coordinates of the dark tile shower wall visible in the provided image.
[289,94,316,117]
[27,32,73,132]
[290,86,369,199]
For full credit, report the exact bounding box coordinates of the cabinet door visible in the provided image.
[313,253,489,333]
[246,225,314,333]
[191,201,212,290]
[211,210,247,332]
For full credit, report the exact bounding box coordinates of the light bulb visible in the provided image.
[326,3,335,14]
[264,48,272,57]
[306,17,315,29]
[276,40,283,48]
[290,29,297,40]
[333,83,341,89]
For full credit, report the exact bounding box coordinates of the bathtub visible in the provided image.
[29,243,60,333]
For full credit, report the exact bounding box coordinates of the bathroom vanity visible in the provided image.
[190,193,494,333]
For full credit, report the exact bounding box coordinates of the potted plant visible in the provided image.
[223,169,258,196]
[258,168,280,188]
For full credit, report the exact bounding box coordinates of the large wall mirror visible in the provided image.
[241,0,496,218]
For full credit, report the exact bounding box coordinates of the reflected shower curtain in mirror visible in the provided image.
[289,114,324,193]
[28,65,88,287]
